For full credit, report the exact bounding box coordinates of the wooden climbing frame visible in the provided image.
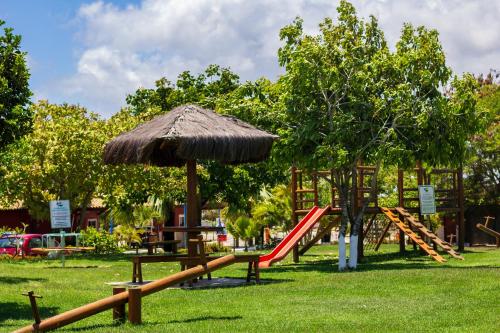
[290,163,466,260]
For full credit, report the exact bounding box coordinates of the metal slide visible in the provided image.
[259,206,330,268]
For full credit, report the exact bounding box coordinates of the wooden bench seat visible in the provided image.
[131,254,260,284]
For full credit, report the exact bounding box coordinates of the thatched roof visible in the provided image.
[103,105,278,167]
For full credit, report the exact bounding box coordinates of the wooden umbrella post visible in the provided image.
[186,160,199,257]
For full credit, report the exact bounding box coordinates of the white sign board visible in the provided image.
[418,185,436,215]
[50,200,71,229]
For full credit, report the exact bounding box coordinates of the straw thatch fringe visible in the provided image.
[103,105,278,166]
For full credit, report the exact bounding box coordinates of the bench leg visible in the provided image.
[254,261,260,284]
[138,263,143,284]
[246,262,252,283]
[132,262,137,283]
[180,264,185,286]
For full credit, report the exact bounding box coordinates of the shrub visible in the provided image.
[81,227,121,254]
[205,241,230,254]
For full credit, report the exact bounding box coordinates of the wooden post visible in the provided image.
[291,166,297,217]
[186,159,199,257]
[298,171,303,210]
[357,166,364,259]
[112,288,126,322]
[128,287,141,324]
[457,167,465,251]
[330,169,336,208]
[22,291,42,326]
[291,166,299,263]
[416,162,426,251]
[398,168,405,254]
[313,172,319,207]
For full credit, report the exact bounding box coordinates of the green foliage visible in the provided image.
[114,224,143,248]
[81,227,120,254]
[125,65,288,212]
[465,83,499,204]
[226,215,260,250]
[276,1,483,241]
[0,101,106,221]
[126,64,240,115]
[205,241,230,254]
[0,20,32,149]
[98,107,187,212]
[251,185,292,231]
[0,225,23,235]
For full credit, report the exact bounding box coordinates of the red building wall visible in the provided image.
[0,208,104,233]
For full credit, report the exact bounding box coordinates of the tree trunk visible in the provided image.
[336,171,351,271]
[348,162,380,269]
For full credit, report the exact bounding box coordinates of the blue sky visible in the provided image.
[1,0,499,117]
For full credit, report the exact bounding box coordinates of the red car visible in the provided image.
[0,234,43,257]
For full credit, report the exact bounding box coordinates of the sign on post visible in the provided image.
[418,185,436,215]
[49,200,71,229]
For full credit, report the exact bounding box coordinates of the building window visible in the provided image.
[179,214,185,226]
[87,218,98,230]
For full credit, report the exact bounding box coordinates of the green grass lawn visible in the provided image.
[1,245,499,333]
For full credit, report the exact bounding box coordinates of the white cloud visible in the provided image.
[48,0,499,116]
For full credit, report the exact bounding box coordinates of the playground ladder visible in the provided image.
[380,207,447,263]
[394,207,464,260]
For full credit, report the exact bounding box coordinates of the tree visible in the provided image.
[0,101,106,227]
[126,64,240,115]
[0,20,32,150]
[464,81,499,204]
[252,185,293,231]
[278,1,482,270]
[97,107,187,215]
[125,66,288,212]
[225,215,260,251]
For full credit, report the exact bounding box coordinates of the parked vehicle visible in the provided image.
[0,234,43,257]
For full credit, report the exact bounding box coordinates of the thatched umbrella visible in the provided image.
[103,105,278,255]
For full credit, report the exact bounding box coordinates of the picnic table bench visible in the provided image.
[131,254,260,284]
[131,236,260,284]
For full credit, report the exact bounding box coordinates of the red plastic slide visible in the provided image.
[259,206,330,268]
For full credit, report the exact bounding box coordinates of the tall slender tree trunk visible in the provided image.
[336,170,351,271]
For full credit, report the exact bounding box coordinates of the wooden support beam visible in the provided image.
[128,288,141,324]
[112,288,126,322]
[457,167,465,251]
[186,159,199,258]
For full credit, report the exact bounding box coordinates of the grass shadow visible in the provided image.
[0,302,58,325]
[168,315,243,324]
[263,249,500,274]
[178,276,292,291]
[44,266,101,269]
[59,322,123,332]
[0,276,47,284]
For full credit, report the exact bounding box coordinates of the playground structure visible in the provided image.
[282,164,466,263]
[476,216,499,247]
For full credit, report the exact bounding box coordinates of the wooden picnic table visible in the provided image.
[30,247,95,255]
[131,254,260,284]
[131,236,260,285]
